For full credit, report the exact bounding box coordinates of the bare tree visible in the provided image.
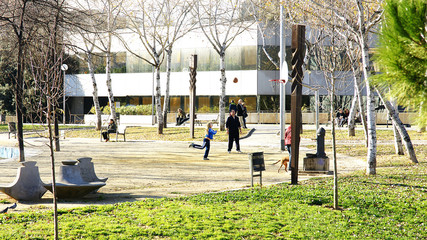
[308,27,351,209]
[248,0,282,69]
[68,1,106,130]
[120,0,172,134]
[194,0,254,131]
[0,0,36,162]
[27,1,70,238]
[376,88,418,163]
[285,0,383,175]
[161,0,195,128]
[345,40,368,140]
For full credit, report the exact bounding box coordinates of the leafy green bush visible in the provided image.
[116,105,153,115]
[89,105,154,115]
[196,105,219,113]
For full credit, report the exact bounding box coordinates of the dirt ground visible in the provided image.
[0,125,366,212]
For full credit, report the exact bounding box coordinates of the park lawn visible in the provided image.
[305,142,426,168]
[0,124,88,132]
[300,128,427,141]
[0,161,425,239]
[64,126,250,142]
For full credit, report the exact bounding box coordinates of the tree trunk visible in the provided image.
[364,61,377,175]
[105,4,116,122]
[162,47,172,128]
[390,100,404,155]
[46,98,59,240]
[331,76,338,210]
[105,46,116,121]
[155,56,163,134]
[54,108,60,151]
[357,0,376,175]
[15,32,25,163]
[87,51,102,130]
[376,89,418,163]
[219,49,227,131]
[348,88,357,136]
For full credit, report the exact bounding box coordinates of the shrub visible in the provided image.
[196,105,219,113]
[116,105,153,115]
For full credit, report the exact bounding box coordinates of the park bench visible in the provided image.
[195,114,219,126]
[100,125,127,142]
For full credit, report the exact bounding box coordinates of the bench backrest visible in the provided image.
[117,125,126,133]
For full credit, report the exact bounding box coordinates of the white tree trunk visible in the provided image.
[376,89,418,163]
[354,74,368,145]
[155,55,164,134]
[87,52,102,130]
[357,0,376,175]
[162,48,172,128]
[219,50,227,131]
[348,88,357,136]
[363,56,377,175]
[105,3,116,122]
[390,100,404,155]
[105,47,116,121]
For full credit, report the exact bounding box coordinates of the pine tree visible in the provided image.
[374,0,427,129]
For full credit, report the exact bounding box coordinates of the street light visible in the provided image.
[61,64,68,125]
[279,5,287,151]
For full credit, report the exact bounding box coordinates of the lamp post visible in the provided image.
[61,64,68,125]
[279,5,287,151]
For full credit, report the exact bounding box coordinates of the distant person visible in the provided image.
[189,122,217,160]
[344,108,350,123]
[102,119,117,142]
[242,102,248,129]
[237,99,245,128]
[226,109,242,153]
[336,108,345,127]
[284,125,292,170]
[176,108,189,126]
[229,99,237,113]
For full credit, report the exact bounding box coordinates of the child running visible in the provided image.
[189,122,217,160]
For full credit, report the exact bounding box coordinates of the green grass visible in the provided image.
[0,124,88,132]
[301,128,427,141]
[64,126,249,142]
[0,163,425,239]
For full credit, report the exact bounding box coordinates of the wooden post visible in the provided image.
[290,25,305,185]
[189,55,197,138]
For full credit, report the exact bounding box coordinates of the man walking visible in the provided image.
[226,109,242,153]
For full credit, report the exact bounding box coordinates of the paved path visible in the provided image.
[0,124,366,211]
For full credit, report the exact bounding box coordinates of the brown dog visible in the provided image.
[273,156,290,173]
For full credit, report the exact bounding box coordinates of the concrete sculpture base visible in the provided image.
[44,160,105,199]
[0,161,47,201]
[302,157,329,173]
[77,157,108,183]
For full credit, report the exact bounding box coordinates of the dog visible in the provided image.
[273,156,290,173]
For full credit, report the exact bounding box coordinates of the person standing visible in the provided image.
[237,99,245,129]
[242,102,248,129]
[102,119,117,142]
[189,122,217,160]
[284,124,292,170]
[226,109,242,153]
[229,99,237,113]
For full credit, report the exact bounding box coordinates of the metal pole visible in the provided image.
[279,5,286,151]
[61,64,68,125]
[151,66,155,125]
[63,70,66,125]
[315,90,319,130]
